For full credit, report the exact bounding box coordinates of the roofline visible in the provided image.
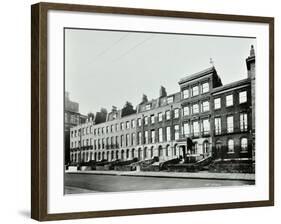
[178,66,216,84]
[212,78,250,93]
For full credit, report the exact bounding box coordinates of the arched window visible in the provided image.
[120,135,124,147]
[89,152,92,161]
[150,147,154,158]
[216,141,222,150]
[143,147,147,159]
[203,141,209,154]
[81,152,84,161]
[194,142,198,154]
[106,137,109,148]
[107,151,110,161]
[138,148,141,159]
[228,139,234,153]
[102,152,105,160]
[70,154,73,161]
[241,138,248,152]
[158,146,163,157]
[126,149,130,159]
[166,145,170,156]
[131,148,135,158]
[174,144,178,156]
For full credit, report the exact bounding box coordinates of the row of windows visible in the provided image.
[214,91,247,109]
[71,112,248,148]
[140,108,180,126]
[71,119,211,149]
[216,138,249,153]
[182,82,210,99]
[182,101,210,116]
[214,113,248,135]
[73,112,249,149]
[182,119,210,137]
[71,133,137,150]
[144,95,176,111]
[114,86,246,117]
[71,119,137,137]
[71,144,181,163]
[71,137,249,163]
[72,137,249,159]
[182,91,247,116]
[141,91,248,125]
[70,91,248,138]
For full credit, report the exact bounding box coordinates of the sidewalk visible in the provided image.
[65,170,255,181]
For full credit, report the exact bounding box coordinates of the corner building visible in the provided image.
[69,46,255,166]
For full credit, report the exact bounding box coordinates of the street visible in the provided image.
[64,173,254,194]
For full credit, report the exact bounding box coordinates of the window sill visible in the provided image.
[201,110,210,113]
[227,152,235,154]
[240,150,248,153]
[227,131,234,134]
[191,94,199,98]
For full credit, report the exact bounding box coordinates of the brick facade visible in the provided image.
[69,46,255,166]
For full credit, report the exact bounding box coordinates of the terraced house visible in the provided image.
[69,45,255,168]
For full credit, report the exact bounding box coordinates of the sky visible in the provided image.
[65,28,256,115]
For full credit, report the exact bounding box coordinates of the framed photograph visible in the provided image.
[31,2,274,221]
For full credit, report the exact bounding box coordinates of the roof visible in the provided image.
[178,66,216,84]
[212,78,250,93]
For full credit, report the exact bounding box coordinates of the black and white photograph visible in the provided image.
[64,28,256,194]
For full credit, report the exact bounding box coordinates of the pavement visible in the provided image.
[65,170,255,181]
[64,186,98,194]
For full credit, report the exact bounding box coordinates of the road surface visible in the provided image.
[64,173,254,194]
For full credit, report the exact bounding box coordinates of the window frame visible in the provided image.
[150,114,155,124]
[202,82,210,93]
[192,85,199,97]
[167,96,174,104]
[214,97,221,110]
[227,115,234,133]
[182,88,189,99]
[240,112,248,131]
[202,100,210,112]
[174,108,180,119]
[192,103,199,114]
[165,110,171,120]
[240,137,248,152]
[226,94,234,107]
[202,119,210,135]
[227,139,235,153]
[192,120,200,137]
[158,112,163,122]
[214,117,222,135]
[239,91,247,104]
